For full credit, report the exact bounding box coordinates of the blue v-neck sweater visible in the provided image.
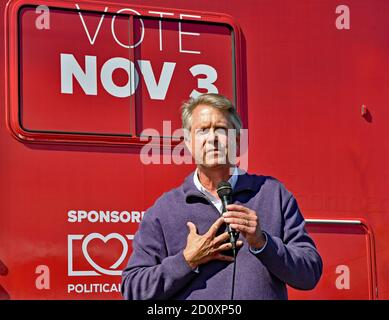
[121,172,322,300]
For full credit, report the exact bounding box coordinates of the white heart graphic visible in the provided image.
[82,233,128,276]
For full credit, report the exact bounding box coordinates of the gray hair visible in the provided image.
[181,93,242,132]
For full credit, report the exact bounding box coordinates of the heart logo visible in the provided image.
[82,233,128,276]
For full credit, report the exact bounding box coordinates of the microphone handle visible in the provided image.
[221,197,237,250]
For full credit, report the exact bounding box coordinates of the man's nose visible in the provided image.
[206,129,218,143]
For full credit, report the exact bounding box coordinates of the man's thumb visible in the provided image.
[187,222,197,234]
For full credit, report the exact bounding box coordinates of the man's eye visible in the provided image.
[215,128,227,136]
[196,128,209,135]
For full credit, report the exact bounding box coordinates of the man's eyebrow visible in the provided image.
[198,121,211,126]
[215,122,229,127]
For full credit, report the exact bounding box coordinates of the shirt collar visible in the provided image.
[182,168,258,203]
[193,167,240,200]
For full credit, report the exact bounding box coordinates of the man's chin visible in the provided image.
[199,158,229,168]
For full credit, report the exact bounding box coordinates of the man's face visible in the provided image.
[185,104,237,168]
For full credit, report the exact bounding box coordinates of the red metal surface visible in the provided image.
[1,0,388,299]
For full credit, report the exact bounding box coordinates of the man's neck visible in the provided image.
[197,165,233,198]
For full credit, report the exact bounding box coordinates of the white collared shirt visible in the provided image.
[193,167,239,213]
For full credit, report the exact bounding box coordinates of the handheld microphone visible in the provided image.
[217,180,239,300]
[217,181,238,251]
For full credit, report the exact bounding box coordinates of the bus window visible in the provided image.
[7,1,241,145]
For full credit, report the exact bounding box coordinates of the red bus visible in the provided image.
[0,0,386,299]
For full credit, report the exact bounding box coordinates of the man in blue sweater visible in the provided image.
[121,93,322,300]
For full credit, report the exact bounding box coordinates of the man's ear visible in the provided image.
[236,134,240,157]
[184,128,192,152]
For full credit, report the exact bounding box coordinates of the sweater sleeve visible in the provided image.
[121,209,197,300]
[252,195,323,290]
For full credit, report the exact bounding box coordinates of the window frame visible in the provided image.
[5,0,244,146]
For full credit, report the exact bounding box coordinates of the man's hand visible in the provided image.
[223,204,266,250]
[183,217,243,270]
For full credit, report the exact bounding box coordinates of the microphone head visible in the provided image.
[217,181,232,198]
